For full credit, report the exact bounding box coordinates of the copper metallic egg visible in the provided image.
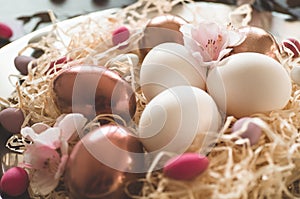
[231,26,280,60]
[51,65,136,122]
[138,14,187,58]
[64,125,145,199]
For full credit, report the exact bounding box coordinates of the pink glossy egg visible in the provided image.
[0,22,13,39]
[48,56,68,74]
[282,38,300,58]
[163,153,209,181]
[0,167,29,197]
[112,26,130,49]
[232,117,262,145]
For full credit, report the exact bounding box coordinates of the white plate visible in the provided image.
[0,8,119,98]
[0,2,300,98]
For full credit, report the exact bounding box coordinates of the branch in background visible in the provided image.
[17,12,52,32]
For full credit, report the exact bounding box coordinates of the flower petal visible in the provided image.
[55,113,87,141]
[227,29,246,47]
[36,127,61,148]
[23,144,61,194]
[30,169,60,195]
[55,154,68,179]
[218,48,233,62]
[21,127,38,141]
[24,145,60,170]
[180,20,245,68]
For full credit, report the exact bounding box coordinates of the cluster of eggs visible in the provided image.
[138,15,291,151]
[0,14,296,198]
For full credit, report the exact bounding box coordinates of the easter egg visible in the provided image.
[138,86,221,154]
[163,153,209,181]
[282,38,300,58]
[139,14,187,58]
[231,26,280,60]
[14,55,36,75]
[207,52,291,118]
[232,117,262,145]
[0,22,13,39]
[64,125,144,199]
[112,26,130,49]
[51,65,136,122]
[140,43,206,100]
[291,66,300,85]
[0,108,24,134]
[0,167,29,197]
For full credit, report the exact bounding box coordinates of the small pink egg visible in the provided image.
[48,56,68,74]
[0,22,13,39]
[0,108,24,134]
[232,117,262,145]
[0,167,29,197]
[112,26,130,49]
[289,38,300,50]
[163,153,209,181]
[282,38,300,58]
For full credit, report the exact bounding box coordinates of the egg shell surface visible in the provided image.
[64,125,144,199]
[138,86,221,154]
[0,167,29,197]
[51,65,136,122]
[0,108,24,134]
[206,52,291,118]
[140,43,206,100]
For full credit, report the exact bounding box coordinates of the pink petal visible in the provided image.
[199,22,220,44]
[60,140,69,157]
[23,145,61,194]
[55,154,68,179]
[23,145,60,170]
[180,21,245,66]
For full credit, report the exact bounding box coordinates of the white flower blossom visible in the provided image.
[21,113,87,195]
[180,21,245,70]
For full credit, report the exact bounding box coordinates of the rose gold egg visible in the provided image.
[138,14,187,58]
[51,65,136,122]
[64,125,144,199]
[231,26,280,60]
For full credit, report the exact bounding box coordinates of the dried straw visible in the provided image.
[1,0,300,198]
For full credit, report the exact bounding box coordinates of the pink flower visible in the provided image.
[20,113,87,195]
[180,21,245,69]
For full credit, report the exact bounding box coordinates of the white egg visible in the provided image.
[140,42,206,100]
[291,66,300,86]
[138,86,221,154]
[207,52,292,118]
